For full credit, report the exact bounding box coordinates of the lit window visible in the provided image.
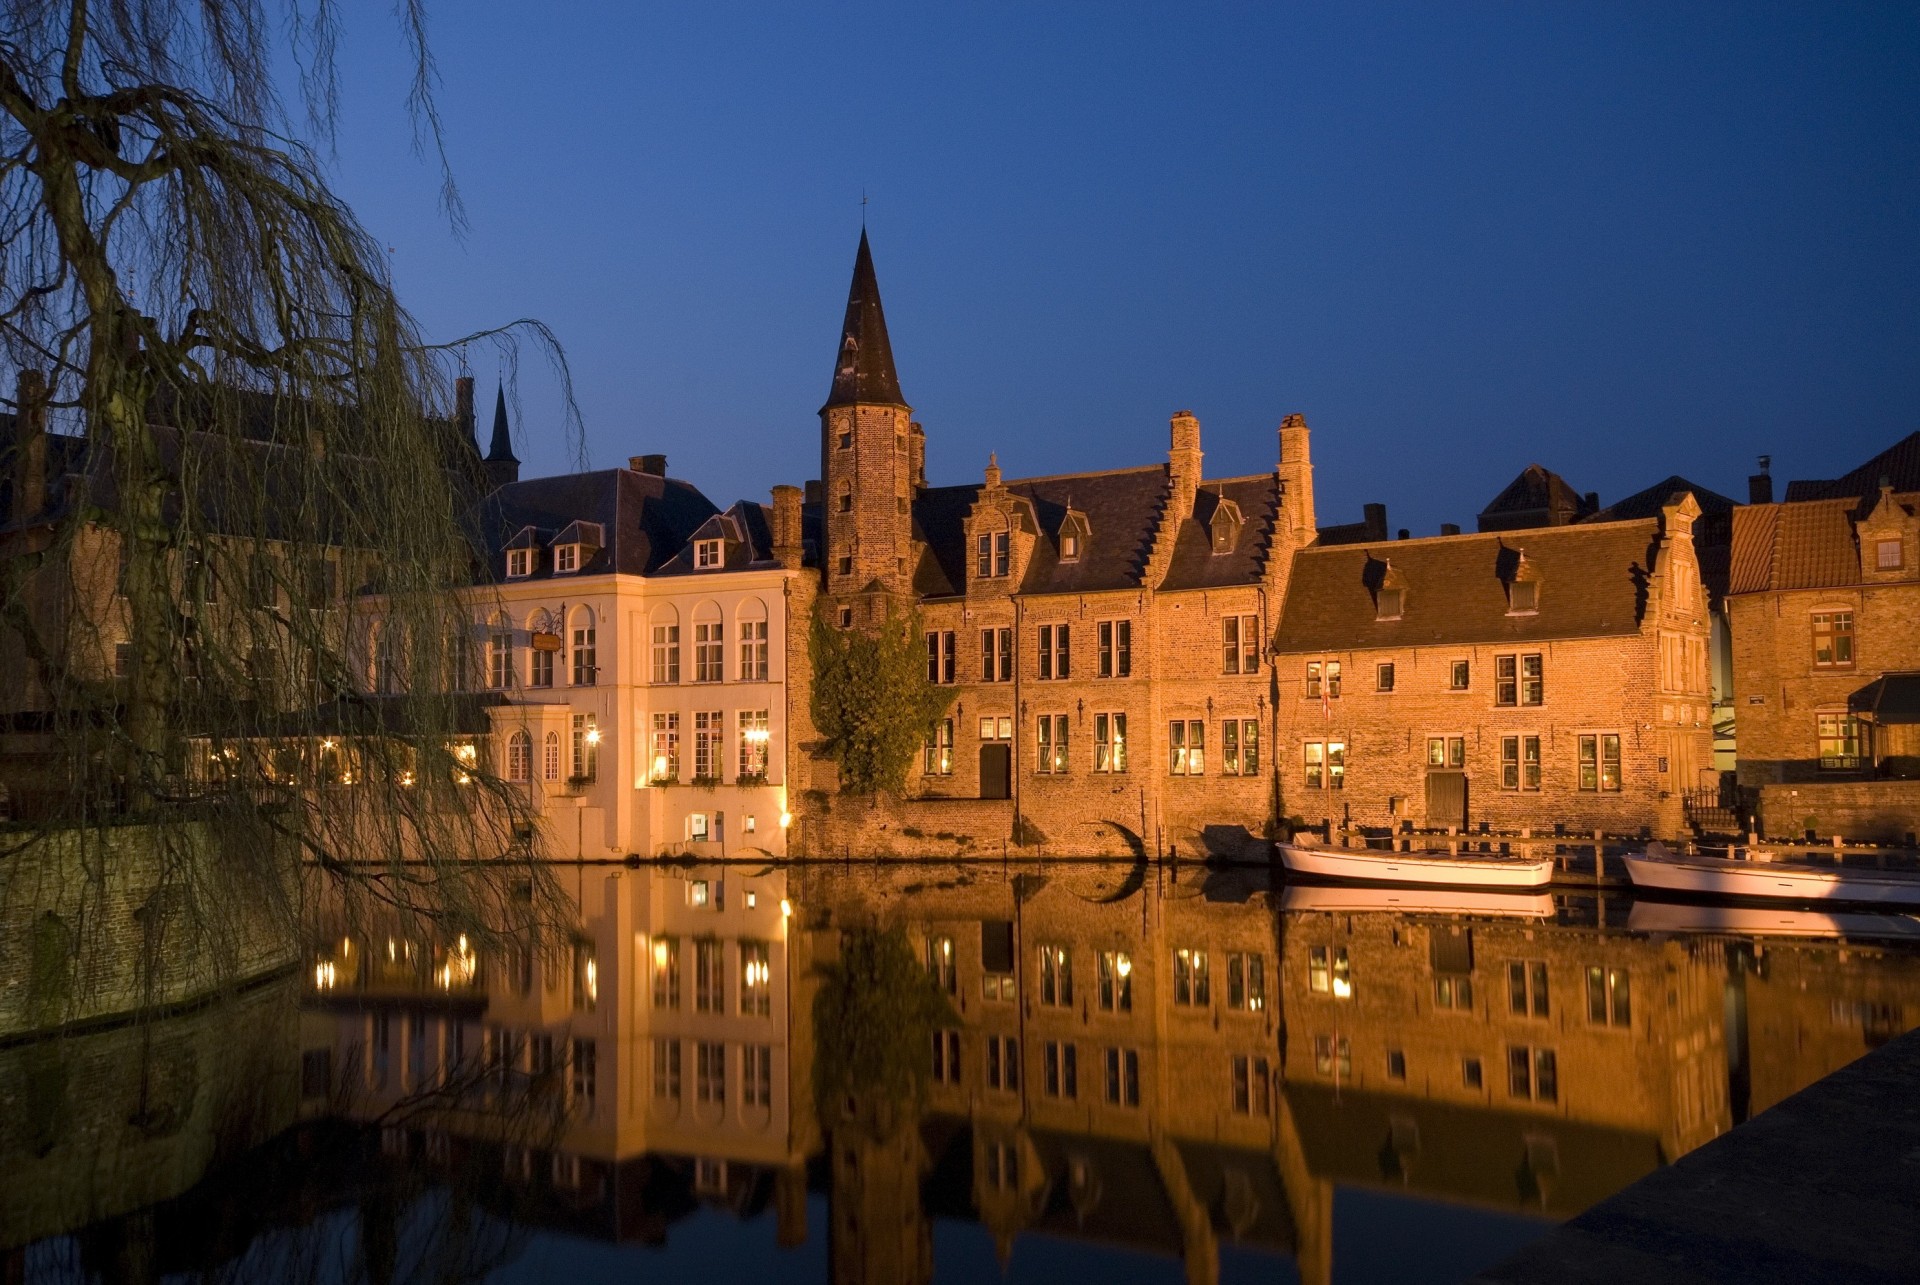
[1585,966,1631,1027]
[1172,948,1210,1006]
[1817,713,1865,770]
[1168,719,1205,775]
[1060,531,1081,561]
[1449,660,1469,690]
[1098,951,1132,1011]
[1877,539,1904,570]
[1035,714,1069,774]
[1812,612,1854,668]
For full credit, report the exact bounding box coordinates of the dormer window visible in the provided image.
[1376,587,1404,620]
[1061,532,1080,561]
[976,530,1010,578]
[1058,511,1089,563]
[1210,499,1243,554]
[507,548,534,578]
[555,544,580,574]
[693,539,723,570]
[1509,580,1539,614]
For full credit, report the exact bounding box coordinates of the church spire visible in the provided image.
[486,385,519,465]
[824,229,904,409]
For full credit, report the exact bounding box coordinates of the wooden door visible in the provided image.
[980,744,1012,800]
[1425,770,1467,828]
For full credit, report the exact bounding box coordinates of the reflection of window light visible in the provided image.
[745,890,757,908]
[691,881,710,907]
[1116,953,1132,978]
[653,939,669,968]
[313,960,336,989]
[652,754,670,780]
[779,811,792,828]
[780,898,792,918]
[584,957,598,1004]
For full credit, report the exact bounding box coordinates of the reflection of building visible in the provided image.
[1728,433,1920,841]
[302,863,812,1244]
[1739,935,1920,1118]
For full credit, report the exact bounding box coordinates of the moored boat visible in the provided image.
[1276,839,1555,889]
[1623,842,1920,907]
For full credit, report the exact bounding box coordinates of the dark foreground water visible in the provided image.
[9,860,1920,1284]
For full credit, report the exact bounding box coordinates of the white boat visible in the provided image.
[1276,839,1555,889]
[1626,899,1920,941]
[1624,842,1920,907]
[1282,883,1556,918]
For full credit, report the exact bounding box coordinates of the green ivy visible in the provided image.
[813,925,956,1129]
[810,603,953,796]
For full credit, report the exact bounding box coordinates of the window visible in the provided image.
[1173,948,1210,1007]
[1507,1045,1558,1103]
[1303,741,1345,789]
[693,711,724,780]
[924,718,955,775]
[1308,945,1330,994]
[1586,966,1631,1027]
[571,623,596,686]
[1168,720,1205,775]
[1227,953,1265,1011]
[837,557,852,578]
[571,1039,597,1107]
[1521,653,1543,705]
[1231,1054,1272,1115]
[740,941,772,1017]
[1039,945,1073,1007]
[1449,659,1470,691]
[987,1035,1020,1091]
[651,620,680,684]
[1501,735,1542,790]
[1376,587,1403,620]
[1096,619,1131,677]
[925,936,956,994]
[571,713,599,782]
[926,630,955,684]
[693,539,722,569]
[1098,951,1132,1011]
[739,618,769,681]
[932,1030,961,1084]
[1038,623,1070,679]
[984,1141,1019,1190]
[1463,1057,1484,1090]
[1223,615,1260,674]
[1495,655,1517,705]
[114,642,133,678]
[1093,713,1128,772]
[1508,960,1550,1018]
[1431,926,1474,1011]
[1812,612,1855,667]
[1104,1047,1141,1106]
[1878,539,1905,570]
[1043,1041,1078,1099]
[447,634,474,691]
[507,730,532,782]
[736,710,770,779]
[1036,714,1069,774]
[744,1044,772,1107]
[1386,1049,1407,1080]
[1221,719,1260,776]
[1061,530,1081,561]
[1377,662,1395,692]
[652,937,680,1009]
[695,940,725,1014]
[1509,580,1539,613]
[979,716,1013,741]
[1577,734,1622,791]
[528,640,554,688]
[1426,736,1466,769]
[1312,1035,1352,1079]
[837,429,851,450]
[646,1040,683,1103]
[506,548,533,578]
[555,544,579,574]
[696,1041,726,1104]
[976,530,1011,578]
[488,628,515,689]
[543,731,561,781]
[650,713,679,783]
[1817,712,1866,770]
[694,620,724,683]
[981,627,1013,682]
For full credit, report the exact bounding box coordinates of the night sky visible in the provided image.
[320,2,1919,536]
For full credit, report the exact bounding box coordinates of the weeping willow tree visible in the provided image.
[0,1,576,1020]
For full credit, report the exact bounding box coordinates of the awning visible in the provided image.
[1849,673,1920,724]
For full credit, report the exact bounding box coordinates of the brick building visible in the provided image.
[1727,431,1920,842]
[1272,492,1715,838]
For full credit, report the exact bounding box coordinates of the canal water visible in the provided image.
[8,859,1920,1283]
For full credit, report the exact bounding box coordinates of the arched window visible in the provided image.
[569,606,597,686]
[543,731,561,781]
[692,601,724,683]
[650,604,681,684]
[737,597,770,681]
[507,730,532,783]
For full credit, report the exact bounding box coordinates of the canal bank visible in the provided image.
[1475,1023,1920,1283]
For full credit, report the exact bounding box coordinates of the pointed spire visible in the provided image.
[824,230,905,409]
[486,384,518,464]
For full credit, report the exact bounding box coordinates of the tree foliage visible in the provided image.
[809,603,952,796]
[812,924,954,1135]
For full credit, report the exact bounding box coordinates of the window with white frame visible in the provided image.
[507,730,531,783]
[1577,733,1621,791]
[650,713,679,783]
[696,1041,726,1104]
[1501,735,1542,790]
[1306,659,1342,699]
[693,539,722,569]
[694,711,724,780]
[554,544,579,574]
[652,1038,681,1100]
[743,1044,772,1107]
[1094,713,1128,772]
[570,621,596,686]
[571,713,599,782]
[1099,951,1132,1011]
[543,731,561,781]
[740,941,772,1017]
[738,710,770,779]
[695,940,724,1013]
[487,626,515,689]
[506,548,533,578]
[739,616,769,680]
[694,618,724,682]
[651,617,680,684]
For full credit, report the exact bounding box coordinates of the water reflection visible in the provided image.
[9,861,1920,1283]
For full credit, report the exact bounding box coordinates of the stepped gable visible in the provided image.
[1783,431,1920,504]
[1277,519,1660,653]
[475,466,719,581]
[1589,475,1736,601]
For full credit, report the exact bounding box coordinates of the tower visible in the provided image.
[484,384,520,491]
[820,232,915,610]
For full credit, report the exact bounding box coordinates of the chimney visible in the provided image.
[1440,522,1461,537]
[1276,413,1316,545]
[630,454,667,477]
[1748,455,1773,505]
[1397,528,1410,541]
[803,479,823,506]
[1582,491,1600,515]
[909,422,926,491]
[1363,503,1387,541]
[1168,410,1202,513]
[772,484,804,570]
[13,370,47,522]
[455,376,475,444]
[984,452,1002,490]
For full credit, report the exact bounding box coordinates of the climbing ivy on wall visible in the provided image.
[810,604,953,796]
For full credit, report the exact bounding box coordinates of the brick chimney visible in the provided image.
[630,454,667,477]
[1168,410,1202,516]
[772,484,804,570]
[13,370,47,523]
[454,376,475,444]
[1363,503,1388,541]
[1748,455,1773,505]
[1276,414,1316,544]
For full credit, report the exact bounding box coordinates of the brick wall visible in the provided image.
[1755,780,1920,844]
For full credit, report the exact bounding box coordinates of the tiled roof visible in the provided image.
[1783,431,1920,503]
[473,468,718,581]
[1728,498,1860,594]
[1276,519,1660,653]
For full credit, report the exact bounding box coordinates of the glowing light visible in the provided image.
[585,728,601,746]
[778,811,792,829]
[458,934,469,953]
[1332,976,1353,1000]
[745,727,770,744]
[313,960,336,989]
[1116,954,1132,978]
[651,754,669,780]
[653,939,669,968]
[746,891,757,909]
[321,739,336,750]
[584,957,599,1003]
[779,898,792,919]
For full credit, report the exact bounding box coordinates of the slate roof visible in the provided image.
[472,468,719,582]
[486,385,519,465]
[1161,476,1281,591]
[1850,673,1920,725]
[1477,463,1594,531]
[1588,476,1735,523]
[823,230,905,409]
[1728,499,1861,594]
[1276,519,1660,653]
[1784,431,1920,503]
[652,500,777,575]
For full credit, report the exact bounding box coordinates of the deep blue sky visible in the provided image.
[322,2,1919,535]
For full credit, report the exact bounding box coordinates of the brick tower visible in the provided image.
[820,232,915,620]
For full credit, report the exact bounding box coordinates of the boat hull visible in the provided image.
[1624,853,1920,907]
[1276,843,1554,889]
